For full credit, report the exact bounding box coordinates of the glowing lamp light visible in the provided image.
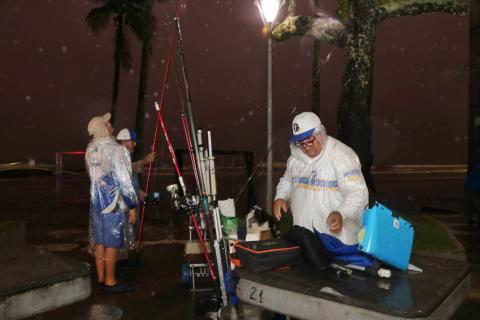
[256,0,283,27]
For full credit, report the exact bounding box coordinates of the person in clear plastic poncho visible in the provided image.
[116,128,156,251]
[85,113,138,293]
[274,112,369,245]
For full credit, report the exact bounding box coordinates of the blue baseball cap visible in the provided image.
[116,128,139,142]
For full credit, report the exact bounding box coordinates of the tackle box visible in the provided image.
[357,203,414,271]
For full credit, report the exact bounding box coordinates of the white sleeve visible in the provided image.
[275,158,293,201]
[332,150,369,219]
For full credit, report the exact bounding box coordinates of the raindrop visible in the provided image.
[25,95,31,101]
[61,45,67,53]
[248,110,254,116]
[38,47,44,53]
[240,117,245,123]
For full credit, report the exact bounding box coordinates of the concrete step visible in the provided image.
[0,245,91,320]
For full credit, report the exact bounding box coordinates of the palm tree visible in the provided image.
[86,0,144,126]
[133,0,170,160]
[133,0,154,160]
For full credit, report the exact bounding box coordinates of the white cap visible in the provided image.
[87,113,111,137]
[116,128,138,142]
[290,112,322,143]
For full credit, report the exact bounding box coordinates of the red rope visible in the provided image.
[59,151,86,155]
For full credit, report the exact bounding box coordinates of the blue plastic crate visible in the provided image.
[357,203,414,271]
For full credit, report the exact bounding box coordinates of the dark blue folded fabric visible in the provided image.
[314,230,373,267]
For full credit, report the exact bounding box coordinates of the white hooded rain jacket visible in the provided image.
[275,136,369,245]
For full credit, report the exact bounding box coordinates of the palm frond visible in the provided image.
[86,5,115,34]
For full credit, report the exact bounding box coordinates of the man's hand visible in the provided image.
[326,211,343,233]
[273,198,289,221]
[128,208,137,224]
[139,189,146,202]
[142,152,156,165]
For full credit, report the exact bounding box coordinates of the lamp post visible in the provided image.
[256,0,283,215]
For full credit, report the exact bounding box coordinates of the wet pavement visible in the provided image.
[0,170,479,319]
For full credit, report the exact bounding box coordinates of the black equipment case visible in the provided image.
[231,238,303,272]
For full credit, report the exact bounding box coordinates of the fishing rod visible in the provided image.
[174,17,207,198]
[155,102,217,280]
[136,0,186,255]
[234,136,277,204]
[181,113,201,193]
[174,17,229,306]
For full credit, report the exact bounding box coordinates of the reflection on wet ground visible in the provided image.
[0,172,479,319]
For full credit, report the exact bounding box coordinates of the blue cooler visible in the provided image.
[357,203,414,271]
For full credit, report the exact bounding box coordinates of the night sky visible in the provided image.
[0,0,469,166]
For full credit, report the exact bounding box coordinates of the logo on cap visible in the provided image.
[293,123,300,133]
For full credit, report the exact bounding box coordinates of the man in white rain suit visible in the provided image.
[85,113,138,293]
[274,112,368,245]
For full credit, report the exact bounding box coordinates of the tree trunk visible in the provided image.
[134,0,153,160]
[337,0,376,191]
[468,0,480,169]
[111,13,125,126]
[311,0,321,116]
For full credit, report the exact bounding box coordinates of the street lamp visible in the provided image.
[255,0,283,215]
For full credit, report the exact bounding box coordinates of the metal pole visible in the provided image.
[266,35,273,214]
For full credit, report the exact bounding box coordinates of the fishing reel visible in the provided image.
[166,184,200,212]
[147,191,161,206]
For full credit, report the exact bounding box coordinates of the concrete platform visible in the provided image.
[0,245,91,320]
[236,254,470,320]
